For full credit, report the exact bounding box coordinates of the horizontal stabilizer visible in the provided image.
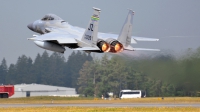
[74,47,100,51]
[133,37,159,41]
[132,48,160,51]
[125,45,160,51]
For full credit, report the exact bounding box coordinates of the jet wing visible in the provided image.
[124,45,160,51]
[28,32,78,44]
[133,37,159,41]
[41,23,159,44]
[28,32,101,52]
[131,48,160,51]
[98,33,159,44]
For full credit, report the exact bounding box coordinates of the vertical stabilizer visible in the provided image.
[81,7,101,47]
[117,10,134,47]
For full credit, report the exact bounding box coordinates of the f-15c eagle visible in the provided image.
[27,7,159,53]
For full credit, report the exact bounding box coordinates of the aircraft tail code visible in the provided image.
[81,7,101,46]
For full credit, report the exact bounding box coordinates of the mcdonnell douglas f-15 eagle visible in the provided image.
[27,7,159,53]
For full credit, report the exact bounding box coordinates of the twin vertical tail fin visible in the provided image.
[81,7,101,47]
[78,8,159,52]
[117,10,160,51]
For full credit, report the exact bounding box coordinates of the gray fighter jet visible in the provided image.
[27,7,159,53]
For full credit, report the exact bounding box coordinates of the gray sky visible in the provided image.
[0,0,200,65]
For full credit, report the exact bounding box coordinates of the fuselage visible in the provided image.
[27,14,118,41]
[27,12,159,53]
[27,14,125,53]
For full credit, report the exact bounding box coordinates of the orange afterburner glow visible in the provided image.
[102,43,110,52]
[114,43,123,52]
[97,40,110,52]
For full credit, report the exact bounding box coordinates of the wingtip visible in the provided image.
[27,38,35,40]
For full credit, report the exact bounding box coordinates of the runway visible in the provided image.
[0,103,200,108]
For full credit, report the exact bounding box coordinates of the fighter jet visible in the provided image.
[27,7,159,53]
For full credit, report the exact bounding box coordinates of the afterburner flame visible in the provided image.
[114,43,123,52]
[102,43,110,52]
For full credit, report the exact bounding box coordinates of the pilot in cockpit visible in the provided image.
[41,14,62,21]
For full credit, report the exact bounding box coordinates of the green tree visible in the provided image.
[0,58,7,84]
[15,55,34,84]
[6,64,16,84]
[66,51,93,90]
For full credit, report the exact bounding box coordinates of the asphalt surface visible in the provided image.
[0,103,200,108]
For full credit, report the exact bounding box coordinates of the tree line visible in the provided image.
[77,48,200,97]
[0,51,92,90]
[0,48,200,97]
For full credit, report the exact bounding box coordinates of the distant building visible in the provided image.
[11,83,78,98]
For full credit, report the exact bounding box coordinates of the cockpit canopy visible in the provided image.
[41,14,63,21]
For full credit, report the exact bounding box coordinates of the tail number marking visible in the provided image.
[84,34,93,40]
[88,24,93,31]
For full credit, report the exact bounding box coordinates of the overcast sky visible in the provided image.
[0,0,200,65]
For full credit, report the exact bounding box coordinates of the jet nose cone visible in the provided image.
[27,23,34,31]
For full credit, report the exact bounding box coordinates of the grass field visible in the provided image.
[0,97,200,112]
[0,107,200,112]
[0,96,200,104]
